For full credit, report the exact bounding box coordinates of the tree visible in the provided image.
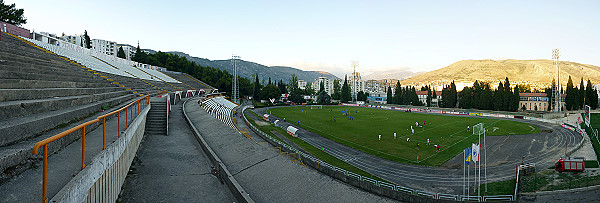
[503,77,512,111]
[512,85,520,112]
[117,46,126,59]
[386,86,393,104]
[268,77,272,85]
[459,86,473,109]
[278,79,287,94]
[357,91,364,101]
[131,43,150,64]
[332,79,341,100]
[432,88,437,106]
[83,30,92,49]
[317,90,331,104]
[253,75,261,99]
[341,75,351,103]
[588,80,599,109]
[565,76,576,110]
[493,81,503,111]
[579,78,586,109]
[259,84,281,100]
[393,82,402,105]
[0,0,27,26]
[426,85,432,107]
[320,81,325,94]
[450,81,458,108]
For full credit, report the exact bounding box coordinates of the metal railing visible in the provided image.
[241,106,515,202]
[32,96,149,203]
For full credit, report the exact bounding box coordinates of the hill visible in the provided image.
[167,51,339,83]
[363,69,423,80]
[401,59,600,90]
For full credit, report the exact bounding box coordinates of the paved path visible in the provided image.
[119,98,233,202]
[256,106,582,195]
[187,98,395,202]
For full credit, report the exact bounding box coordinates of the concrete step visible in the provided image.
[0,96,145,201]
[0,65,100,81]
[0,69,101,83]
[0,90,130,121]
[0,93,136,148]
[0,87,123,102]
[0,79,109,89]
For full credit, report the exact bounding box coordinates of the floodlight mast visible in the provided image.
[553,49,560,112]
[232,55,240,104]
[352,61,359,103]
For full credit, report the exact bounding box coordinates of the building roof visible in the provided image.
[416,91,443,95]
[519,93,566,98]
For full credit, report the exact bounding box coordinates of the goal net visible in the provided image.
[473,123,484,135]
[310,105,323,109]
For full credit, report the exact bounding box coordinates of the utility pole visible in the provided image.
[553,49,560,112]
[352,61,359,103]
[232,55,240,104]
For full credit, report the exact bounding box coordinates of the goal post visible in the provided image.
[310,105,323,109]
[473,123,484,135]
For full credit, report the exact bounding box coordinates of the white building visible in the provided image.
[311,77,333,95]
[298,80,307,90]
[91,39,117,56]
[61,35,85,47]
[119,45,136,60]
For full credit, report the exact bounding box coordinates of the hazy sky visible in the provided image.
[9,0,600,78]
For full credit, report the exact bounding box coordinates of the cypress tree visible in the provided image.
[341,75,351,103]
[117,46,126,59]
[83,30,91,49]
[566,76,575,110]
[579,78,585,109]
[387,86,393,104]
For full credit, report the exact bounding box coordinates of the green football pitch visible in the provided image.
[269,106,540,166]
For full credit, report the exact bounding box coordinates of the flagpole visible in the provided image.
[464,148,466,197]
[485,128,487,194]
[478,132,481,197]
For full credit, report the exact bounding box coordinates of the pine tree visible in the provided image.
[253,75,261,100]
[131,43,149,63]
[450,81,457,108]
[341,75,351,103]
[0,0,27,26]
[117,46,126,59]
[432,87,437,106]
[426,85,432,107]
[503,77,512,111]
[83,30,92,49]
[493,82,503,111]
[512,85,520,112]
[332,79,341,100]
[320,81,325,94]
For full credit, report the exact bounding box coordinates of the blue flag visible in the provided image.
[465,148,472,165]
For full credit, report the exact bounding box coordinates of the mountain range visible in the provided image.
[167,52,339,83]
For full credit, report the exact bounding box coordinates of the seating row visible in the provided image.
[201,97,238,130]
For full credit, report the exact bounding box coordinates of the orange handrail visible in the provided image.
[32,95,149,203]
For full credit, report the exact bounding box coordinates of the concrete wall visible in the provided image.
[182,99,254,203]
[50,105,149,202]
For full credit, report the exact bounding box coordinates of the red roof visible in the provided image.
[519,93,567,98]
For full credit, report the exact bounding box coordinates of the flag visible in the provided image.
[472,143,480,163]
[465,148,472,165]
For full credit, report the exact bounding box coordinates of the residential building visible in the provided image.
[519,93,566,111]
[416,91,442,107]
[367,92,387,104]
[349,72,365,99]
[298,80,307,90]
[91,39,117,56]
[311,77,333,95]
[61,35,85,47]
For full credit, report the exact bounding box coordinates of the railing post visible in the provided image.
[102,118,106,150]
[118,111,121,138]
[82,126,86,170]
[125,106,128,127]
[42,145,48,203]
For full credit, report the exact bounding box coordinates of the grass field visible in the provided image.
[269,106,540,166]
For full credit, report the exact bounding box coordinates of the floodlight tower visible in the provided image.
[232,55,240,104]
[552,49,560,112]
[352,61,359,102]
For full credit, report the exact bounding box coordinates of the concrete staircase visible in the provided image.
[146,97,168,135]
